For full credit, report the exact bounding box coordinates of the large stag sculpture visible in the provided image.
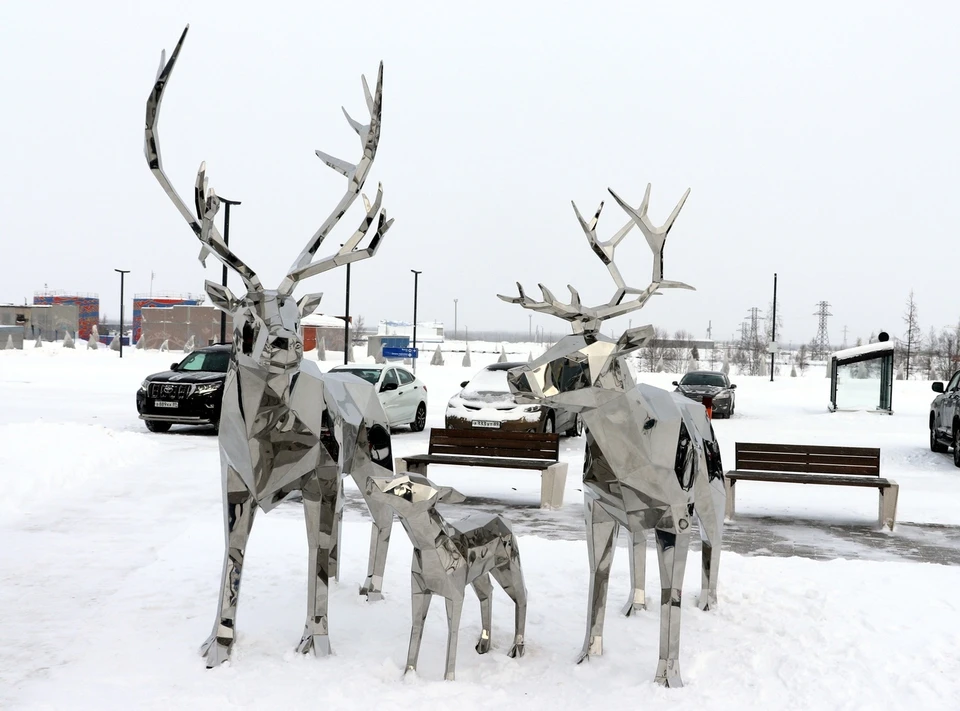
[145,27,397,666]
[499,184,725,687]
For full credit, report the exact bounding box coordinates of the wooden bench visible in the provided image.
[395,428,569,509]
[725,442,899,530]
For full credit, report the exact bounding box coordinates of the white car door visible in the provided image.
[378,368,403,425]
[395,368,420,423]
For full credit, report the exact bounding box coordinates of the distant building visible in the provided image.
[33,291,98,339]
[140,304,221,349]
[302,313,348,352]
[132,293,205,342]
[0,303,79,341]
[377,320,444,344]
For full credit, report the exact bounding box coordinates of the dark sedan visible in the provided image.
[673,370,737,418]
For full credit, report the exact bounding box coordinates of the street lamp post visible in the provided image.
[453,298,458,341]
[218,197,242,344]
[343,260,351,365]
[114,269,130,358]
[411,270,422,372]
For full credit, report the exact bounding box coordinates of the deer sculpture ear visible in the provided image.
[615,324,655,356]
[204,280,239,314]
[437,486,467,505]
[297,292,324,319]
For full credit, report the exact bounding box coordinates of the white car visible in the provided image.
[329,364,428,432]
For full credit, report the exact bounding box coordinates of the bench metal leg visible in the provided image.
[879,481,898,531]
[395,458,428,477]
[540,462,568,509]
[724,477,736,521]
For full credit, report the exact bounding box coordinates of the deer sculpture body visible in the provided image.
[499,184,725,687]
[145,27,397,666]
[364,472,527,681]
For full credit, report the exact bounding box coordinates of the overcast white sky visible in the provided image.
[1,1,957,345]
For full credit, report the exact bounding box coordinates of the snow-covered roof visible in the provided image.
[831,341,894,360]
[301,313,345,328]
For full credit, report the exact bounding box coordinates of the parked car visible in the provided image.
[136,345,231,433]
[329,364,428,432]
[445,362,582,436]
[929,370,960,466]
[672,370,737,418]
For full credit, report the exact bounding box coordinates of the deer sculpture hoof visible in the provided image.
[654,659,683,688]
[621,599,647,617]
[200,634,232,668]
[698,592,718,611]
[359,583,384,602]
[296,631,332,657]
[475,631,491,655]
[508,640,525,659]
[576,635,602,664]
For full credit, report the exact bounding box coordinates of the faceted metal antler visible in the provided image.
[144,26,263,292]
[278,63,393,295]
[498,184,694,333]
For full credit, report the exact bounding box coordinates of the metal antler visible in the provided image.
[498,184,694,333]
[277,63,393,295]
[144,25,263,292]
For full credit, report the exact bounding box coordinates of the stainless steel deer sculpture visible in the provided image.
[499,184,725,687]
[145,26,397,666]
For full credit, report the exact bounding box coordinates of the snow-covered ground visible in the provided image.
[2,344,959,709]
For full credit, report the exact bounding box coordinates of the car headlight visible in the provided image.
[194,382,223,396]
[447,398,458,408]
[522,405,541,413]
[139,380,149,392]
[714,393,730,400]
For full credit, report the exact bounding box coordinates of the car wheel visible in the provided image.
[543,412,555,435]
[564,414,583,437]
[146,420,171,433]
[411,403,427,432]
[931,420,948,453]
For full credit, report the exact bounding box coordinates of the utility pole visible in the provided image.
[453,298,458,340]
[114,269,130,358]
[812,301,832,360]
[343,260,351,365]
[411,270,422,372]
[770,273,777,382]
[218,197,241,344]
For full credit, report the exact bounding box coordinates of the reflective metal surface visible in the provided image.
[499,183,724,687]
[144,27,395,666]
[365,473,527,680]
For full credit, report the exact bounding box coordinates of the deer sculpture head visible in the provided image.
[498,183,693,404]
[145,26,392,375]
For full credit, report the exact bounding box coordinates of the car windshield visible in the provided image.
[464,368,511,394]
[680,373,726,387]
[178,351,230,373]
[333,367,381,385]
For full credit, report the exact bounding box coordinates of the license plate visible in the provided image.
[472,420,501,429]
[155,401,178,409]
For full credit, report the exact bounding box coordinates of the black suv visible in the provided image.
[930,369,960,466]
[136,345,231,433]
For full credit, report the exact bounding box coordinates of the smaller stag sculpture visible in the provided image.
[499,184,725,687]
[145,27,397,666]
[365,473,527,681]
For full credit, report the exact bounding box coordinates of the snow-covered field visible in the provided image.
[2,344,960,709]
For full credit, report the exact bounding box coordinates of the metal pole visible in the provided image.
[454,298,458,341]
[411,270,422,372]
[219,198,241,343]
[115,269,130,358]
[343,261,351,365]
[770,272,778,382]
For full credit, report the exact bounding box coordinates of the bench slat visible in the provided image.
[735,460,879,476]
[430,444,560,459]
[737,442,879,457]
[404,454,557,470]
[735,450,880,468]
[426,428,560,460]
[727,470,894,488]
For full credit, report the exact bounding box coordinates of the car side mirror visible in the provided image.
[671,381,679,386]
[460,381,469,388]
[170,362,179,371]
[380,381,398,392]
[933,382,945,393]
[730,384,737,389]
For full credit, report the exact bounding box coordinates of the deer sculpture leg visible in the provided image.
[358,496,393,601]
[328,478,345,583]
[472,574,494,654]
[653,517,691,688]
[490,559,527,658]
[297,473,339,656]
[444,594,466,681]
[201,466,257,667]
[622,527,647,616]
[405,572,432,675]
[694,444,725,611]
[577,497,619,663]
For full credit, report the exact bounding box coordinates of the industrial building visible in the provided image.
[132,293,205,343]
[0,303,79,341]
[139,304,221,350]
[33,291,98,339]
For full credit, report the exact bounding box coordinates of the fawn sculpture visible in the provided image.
[145,27,397,666]
[365,472,527,681]
[499,184,725,687]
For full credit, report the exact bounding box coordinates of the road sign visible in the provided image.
[383,346,419,359]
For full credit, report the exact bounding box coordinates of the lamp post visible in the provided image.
[343,260,351,365]
[453,298,458,341]
[114,269,130,358]
[770,272,778,382]
[218,197,242,344]
[411,270,422,372]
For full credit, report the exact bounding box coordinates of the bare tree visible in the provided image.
[796,344,809,374]
[351,314,366,345]
[902,290,921,379]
